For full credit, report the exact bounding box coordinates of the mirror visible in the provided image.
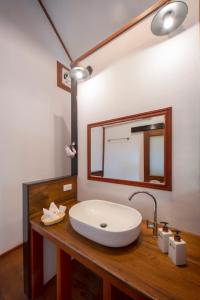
[87,107,172,190]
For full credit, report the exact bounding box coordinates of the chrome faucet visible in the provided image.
[128,191,158,236]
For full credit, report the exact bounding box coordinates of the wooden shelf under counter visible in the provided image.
[30,200,200,300]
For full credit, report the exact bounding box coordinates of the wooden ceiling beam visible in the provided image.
[37,0,73,63]
[37,0,169,65]
[74,0,169,63]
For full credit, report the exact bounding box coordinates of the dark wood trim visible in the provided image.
[87,175,170,191]
[56,248,72,300]
[37,0,168,66]
[23,183,31,298]
[23,175,77,298]
[165,106,172,190]
[31,228,44,299]
[103,280,112,300]
[87,107,170,128]
[0,244,22,258]
[102,127,105,177]
[145,175,164,183]
[30,218,153,300]
[91,170,104,177]
[87,124,92,180]
[23,174,75,186]
[71,78,78,176]
[37,0,72,62]
[87,107,172,191]
[144,129,165,183]
[57,61,71,93]
[30,211,200,300]
[74,0,169,63]
[131,123,164,133]
[27,177,77,217]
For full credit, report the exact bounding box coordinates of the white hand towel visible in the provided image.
[43,208,55,219]
[49,202,60,214]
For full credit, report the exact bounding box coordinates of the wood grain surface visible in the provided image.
[74,0,169,63]
[30,201,200,300]
[28,176,77,218]
[0,246,106,300]
[23,175,77,298]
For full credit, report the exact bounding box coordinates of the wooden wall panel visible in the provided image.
[28,176,77,217]
[23,175,77,298]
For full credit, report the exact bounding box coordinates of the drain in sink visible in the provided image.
[100,223,107,228]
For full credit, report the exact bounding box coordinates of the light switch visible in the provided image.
[63,184,72,191]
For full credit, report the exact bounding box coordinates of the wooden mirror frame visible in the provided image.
[87,107,172,191]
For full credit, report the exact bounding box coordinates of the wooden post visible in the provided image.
[56,248,72,300]
[23,184,31,298]
[30,228,43,299]
[71,78,78,176]
[103,279,112,300]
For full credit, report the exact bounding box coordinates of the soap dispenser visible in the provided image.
[157,222,173,253]
[168,230,186,265]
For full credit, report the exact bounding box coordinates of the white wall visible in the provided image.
[0,0,71,255]
[78,0,200,235]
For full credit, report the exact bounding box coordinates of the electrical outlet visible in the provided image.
[63,184,72,192]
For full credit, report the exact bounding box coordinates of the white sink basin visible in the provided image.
[69,200,142,247]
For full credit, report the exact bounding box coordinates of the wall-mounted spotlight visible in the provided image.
[151,1,188,36]
[69,63,93,82]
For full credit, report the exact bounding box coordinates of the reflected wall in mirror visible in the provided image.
[88,107,172,190]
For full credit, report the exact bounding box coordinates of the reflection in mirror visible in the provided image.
[91,127,104,177]
[144,129,164,183]
[88,108,172,191]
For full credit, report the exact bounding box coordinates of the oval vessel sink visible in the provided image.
[69,200,142,247]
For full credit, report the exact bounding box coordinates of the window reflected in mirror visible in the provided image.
[88,108,172,191]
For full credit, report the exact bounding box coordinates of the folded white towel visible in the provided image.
[43,208,55,219]
[49,202,60,214]
[42,202,67,220]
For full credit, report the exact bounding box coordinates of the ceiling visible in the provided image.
[41,0,158,61]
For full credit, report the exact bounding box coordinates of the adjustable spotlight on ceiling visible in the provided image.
[69,63,93,82]
[151,1,188,36]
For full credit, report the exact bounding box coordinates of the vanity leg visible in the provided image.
[103,279,112,300]
[30,228,43,299]
[56,248,72,300]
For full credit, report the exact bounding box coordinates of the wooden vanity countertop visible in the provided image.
[30,200,200,300]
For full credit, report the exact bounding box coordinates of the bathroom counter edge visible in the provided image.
[30,200,200,300]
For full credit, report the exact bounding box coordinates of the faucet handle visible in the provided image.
[160,221,169,232]
[172,229,181,242]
